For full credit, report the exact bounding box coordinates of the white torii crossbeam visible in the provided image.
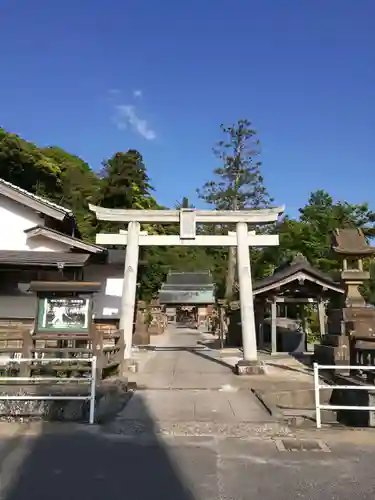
[89,205,285,375]
[96,232,279,247]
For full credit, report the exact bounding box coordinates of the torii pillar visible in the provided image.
[120,221,140,359]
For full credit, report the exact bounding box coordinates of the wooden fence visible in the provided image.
[0,324,124,380]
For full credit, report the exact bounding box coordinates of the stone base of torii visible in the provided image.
[89,205,284,375]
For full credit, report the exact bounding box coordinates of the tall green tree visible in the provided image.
[97,150,157,232]
[41,146,101,239]
[0,128,61,196]
[98,150,153,209]
[0,129,102,238]
[299,190,375,271]
[197,119,273,299]
[97,149,170,300]
[259,189,375,282]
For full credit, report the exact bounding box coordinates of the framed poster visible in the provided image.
[36,297,90,333]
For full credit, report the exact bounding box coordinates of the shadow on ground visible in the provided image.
[0,400,197,500]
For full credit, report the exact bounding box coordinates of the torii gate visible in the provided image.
[89,205,284,374]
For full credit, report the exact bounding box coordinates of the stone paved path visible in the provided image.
[106,325,289,437]
[130,325,250,389]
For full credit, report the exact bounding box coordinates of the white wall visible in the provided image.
[0,265,123,321]
[84,264,124,319]
[0,195,68,252]
[27,235,68,252]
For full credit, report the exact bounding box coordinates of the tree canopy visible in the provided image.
[1,125,374,304]
[197,119,273,299]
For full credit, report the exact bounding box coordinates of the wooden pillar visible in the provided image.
[257,300,266,350]
[236,222,257,362]
[271,298,277,354]
[120,221,140,359]
[318,299,326,337]
[300,303,307,351]
[219,306,226,349]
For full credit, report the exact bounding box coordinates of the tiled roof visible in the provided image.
[0,178,73,217]
[165,272,214,286]
[161,284,214,291]
[159,290,215,304]
[25,226,105,254]
[0,250,90,267]
[253,253,344,295]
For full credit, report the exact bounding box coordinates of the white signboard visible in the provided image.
[105,278,123,297]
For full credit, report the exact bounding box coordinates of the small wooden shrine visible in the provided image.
[251,254,344,354]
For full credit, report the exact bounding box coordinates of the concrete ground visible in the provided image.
[1,325,375,499]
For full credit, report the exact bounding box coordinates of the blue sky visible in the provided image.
[0,0,374,217]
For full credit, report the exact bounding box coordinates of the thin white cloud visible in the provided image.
[133,89,143,98]
[108,88,121,96]
[114,104,156,141]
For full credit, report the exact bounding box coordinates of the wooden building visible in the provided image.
[159,271,215,325]
[0,178,135,327]
[252,254,345,354]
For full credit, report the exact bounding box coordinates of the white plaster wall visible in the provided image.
[0,195,69,252]
[0,196,45,250]
[27,236,69,252]
[84,264,124,319]
[0,264,124,320]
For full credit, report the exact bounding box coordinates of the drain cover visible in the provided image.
[274,439,330,452]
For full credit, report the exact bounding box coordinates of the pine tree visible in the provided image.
[197,119,273,299]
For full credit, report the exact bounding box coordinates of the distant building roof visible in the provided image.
[159,271,215,304]
[165,271,214,286]
[0,178,73,221]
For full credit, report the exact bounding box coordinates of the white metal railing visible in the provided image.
[0,357,97,424]
[313,362,375,429]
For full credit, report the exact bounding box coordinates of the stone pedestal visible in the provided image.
[235,359,265,375]
[133,309,150,345]
[314,308,349,371]
[315,306,375,371]
[132,328,150,345]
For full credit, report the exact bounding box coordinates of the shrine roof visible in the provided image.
[164,272,214,287]
[332,228,375,255]
[158,290,215,304]
[159,271,215,304]
[253,253,344,296]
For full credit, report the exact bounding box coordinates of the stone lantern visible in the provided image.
[315,228,375,369]
[333,228,375,308]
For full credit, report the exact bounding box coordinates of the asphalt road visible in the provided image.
[1,426,375,500]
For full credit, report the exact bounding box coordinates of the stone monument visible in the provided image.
[315,228,375,368]
[133,300,150,346]
[148,299,167,335]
